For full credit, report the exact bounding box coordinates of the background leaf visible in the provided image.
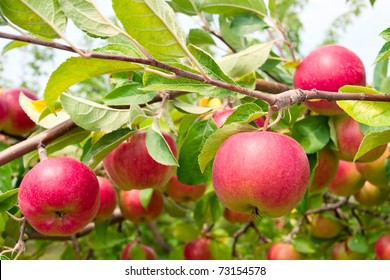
[0,189,18,212]
[139,188,154,209]
[200,0,267,16]
[103,82,156,106]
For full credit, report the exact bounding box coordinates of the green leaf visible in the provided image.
[58,0,120,38]
[210,240,232,260]
[188,44,235,84]
[61,93,130,133]
[374,41,390,64]
[173,222,200,242]
[128,105,147,129]
[230,14,268,35]
[112,0,187,60]
[164,197,188,217]
[354,129,390,161]
[337,86,390,126]
[379,27,390,41]
[94,220,109,244]
[103,82,156,106]
[348,233,369,254]
[1,41,29,55]
[200,0,267,16]
[177,119,216,185]
[292,116,330,154]
[146,119,178,166]
[130,243,146,260]
[44,56,142,111]
[0,189,18,212]
[173,100,213,115]
[169,0,201,15]
[219,16,243,50]
[293,237,316,254]
[0,0,67,38]
[217,42,273,77]
[82,128,134,169]
[188,29,215,46]
[198,123,257,173]
[209,192,223,221]
[23,127,90,167]
[224,103,265,125]
[373,58,388,91]
[139,188,154,210]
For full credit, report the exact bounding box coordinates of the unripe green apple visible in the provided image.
[95,176,117,222]
[294,45,366,116]
[18,157,100,236]
[0,88,37,136]
[374,234,390,260]
[165,175,207,203]
[223,208,252,223]
[184,237,213,260]
[333,115,386,162]
[353,181,389,206]
[308,214,343,239]
[212,131,310,218]
[103,131,177,191]
[355,148,389,189]
[329,160,365,196]
[331,240,365,260]
[119,189,164,223]
[267,243,301,260]
[121,241,156,260]
[310,147,339,193]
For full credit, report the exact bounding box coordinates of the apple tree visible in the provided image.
[0,0,390,260]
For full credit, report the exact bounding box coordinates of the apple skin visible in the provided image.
[293,44,366,116]
[267,243,301,260]
[212,131,310,218]
[329,160,365,196]
[119,189,164,223]
[165,175,207,203]
[331,240,365,260]
[121,241,156,260]
[184,238,213,260]
[310,147,339,193]
[0,88,38,136]
[103,131,177,191]
[356,148,390,189]
[333,115,387,162]
[353,181,389,207]
[309,214,343,239]
[18,157,100,236]
[374,234,390,260]
[0,98,7,130]
[94,176,118,222]
[223,208,252,223]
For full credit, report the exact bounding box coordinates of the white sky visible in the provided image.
[0,0,389,93]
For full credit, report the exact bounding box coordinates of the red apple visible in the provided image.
[184,238,213,260]
[95,176,117,222]
[356,148,390,189]
[374,234,390,260]
[353,181,389,206]
[333,115,386,162]
[18,157,100,236]
[310,147,339,193]
[331,240,365,260]
[0,98,7,130]
[329,160,365,196]
[212,131,310,218]
[212,108,235,128]
[119,189,164,223]
[121,241,156,260]
[103,131,177,191]
[294,44,366,116]
[0,88,37,136]
[165,175,207,203]
[267,243,301,260]
[223,208,252,223]
[309,214,343,239]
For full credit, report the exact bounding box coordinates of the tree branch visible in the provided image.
[147,222,171,253]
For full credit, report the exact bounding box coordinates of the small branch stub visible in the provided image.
[37,143,48,161]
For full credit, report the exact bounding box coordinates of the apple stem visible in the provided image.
[262,108,275,131]
[37,143,48,161]
[71,235,81,260]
